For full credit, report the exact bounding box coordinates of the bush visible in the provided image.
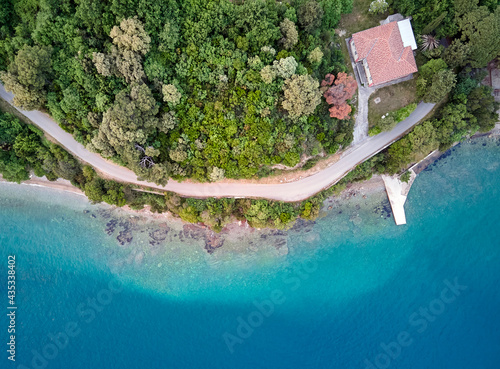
[373,103,418,132]
[369,0,389,14]
[284,152,300,167]
[400,171,411,183]
[368,126,382,136]
[302,157,319,170]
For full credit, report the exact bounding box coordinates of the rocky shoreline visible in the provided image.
[82,206,294,259]
[0,168,393,258]
[5,133,499,259]
[76,185,394,266]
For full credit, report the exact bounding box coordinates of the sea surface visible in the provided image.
[1,137,500,369]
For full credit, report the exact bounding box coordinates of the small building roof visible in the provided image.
[397,19,417,50]
[351,20,418,86]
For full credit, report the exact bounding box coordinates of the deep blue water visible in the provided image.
[1,137,500,369]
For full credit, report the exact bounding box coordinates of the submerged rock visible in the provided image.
[291,218,315,233]
[205,232,224,254]
[117,230,133,246]
[183,224,206,239]
[150,228,169,243]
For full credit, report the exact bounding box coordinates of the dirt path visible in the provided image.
[0,84,434,202]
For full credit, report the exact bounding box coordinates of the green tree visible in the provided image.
[320,0,345,29]
[0,113,29,182]
[102,181,126,206]
[384,137,413,174]
[159,20,179,51]
[298,1,324,32]
[421,11,447,35]
[466,86,500,131]
[407,121,438,159]
[308,47,324,65]
[0,45,52,110]
[209,166,225,182]
[92,17,151,83]
[433,102,478,147]
[0,151,29,183]
[162,84,182,105]
[417,59,454,102]
[273,56,298,78]
[369,0,389,14]
[280,18,298,50]
[458,5,500,67]
[92,52,116,77]
[454,0,479,17]
[282,74,322,120]
[112,48,146,83]
[90,83,161,165]
[260,65,275,84]
[423,69,457,103]
[419,58,448,81]
[443,39,471,68]
[110,17,151,55]
[84,178,105,203]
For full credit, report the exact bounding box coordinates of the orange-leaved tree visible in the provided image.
[321,73,335,87]
[323,72,357,120]
[328,104,352,120]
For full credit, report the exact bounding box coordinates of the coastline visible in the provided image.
[2,133,498,258]
[0,171,387,256]
[0,171,388,219]
[1,127,498,235]
[0,175,85,196]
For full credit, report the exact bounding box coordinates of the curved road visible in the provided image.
[0,84,434,202]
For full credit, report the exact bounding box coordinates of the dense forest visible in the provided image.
[0,0,355,184]
[0,110,129,203]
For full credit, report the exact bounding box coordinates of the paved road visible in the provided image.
[352,86,375,144]
[0,84,434,202]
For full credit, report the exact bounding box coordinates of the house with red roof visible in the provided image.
[349,18,418,87]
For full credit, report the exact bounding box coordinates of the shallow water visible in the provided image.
[1,137,499,369]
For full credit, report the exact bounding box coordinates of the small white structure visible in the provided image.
[397,19,418,50]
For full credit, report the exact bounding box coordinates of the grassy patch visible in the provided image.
[368,78,418,127]
[338,0,388,37]
[339,39,354,74]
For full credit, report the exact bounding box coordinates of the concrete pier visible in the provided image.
[382,169,417,225]
[382,150,440,225]
[382,175,407,225]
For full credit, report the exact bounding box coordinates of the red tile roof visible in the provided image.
[352,21,418,86]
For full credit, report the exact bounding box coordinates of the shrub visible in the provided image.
[284,152,300,167]
[400,171,411,183]
[373,103,418,132]
[368,126,382,136]
[369,0,388,14]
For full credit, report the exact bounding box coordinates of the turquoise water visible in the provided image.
[1,137,500,369]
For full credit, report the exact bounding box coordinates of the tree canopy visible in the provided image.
[0,0,354,183]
